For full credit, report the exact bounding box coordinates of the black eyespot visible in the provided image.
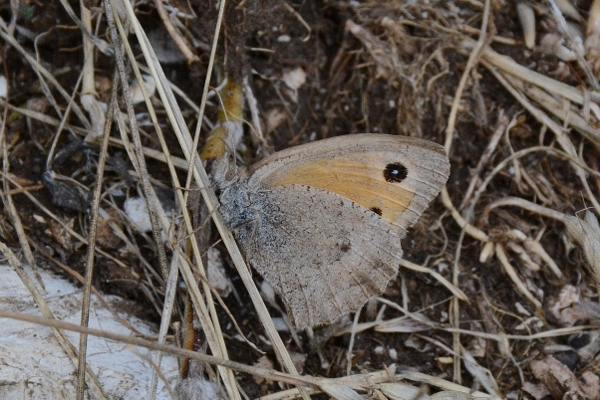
[384,163,408,183]
[370,207,382,216]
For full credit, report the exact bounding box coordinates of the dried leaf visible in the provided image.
[379,382,429,400]
[564,211,600,283]
[517,2,535,49]
[580,371,600,400]
[530,356,586,399]
[319,382,362,400]
[207,248,232,297]
[252,356,274,385]
[430,391,472,400]
[42,171,90,213]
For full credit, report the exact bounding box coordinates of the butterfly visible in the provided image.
[216,134,450,329]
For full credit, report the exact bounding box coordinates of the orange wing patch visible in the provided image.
[260,154,416,224]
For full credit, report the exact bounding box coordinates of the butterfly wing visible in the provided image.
[247,134,450,232]
[221,183,402,329]
[221,134,450,328]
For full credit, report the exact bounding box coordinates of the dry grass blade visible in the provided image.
[1,171,130,268]
[517,2,536,49]
[0,18,89,128]
[75,76,116,399]
[113,1,308,398]
[548,0,598,90]
[106,1,240,398]
[1,144,44,290]
[400,260,468,301]
[0,309,322,388]
[395,370,499,399]
[505,72,600,146]
[460,349,501,397]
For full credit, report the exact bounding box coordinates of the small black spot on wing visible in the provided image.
[384,163,408,183]
[369,207,382,216]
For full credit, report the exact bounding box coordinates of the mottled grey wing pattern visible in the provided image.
[219,183,403,329]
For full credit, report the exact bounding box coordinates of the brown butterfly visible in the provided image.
[216,134,450,329]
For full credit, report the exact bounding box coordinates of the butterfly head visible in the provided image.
[212,149,254,193]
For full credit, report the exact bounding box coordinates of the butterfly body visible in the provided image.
[217,134,450,329]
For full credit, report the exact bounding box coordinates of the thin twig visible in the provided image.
[76,71,116,399]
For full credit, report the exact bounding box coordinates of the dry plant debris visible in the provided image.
[2,0,600,399]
